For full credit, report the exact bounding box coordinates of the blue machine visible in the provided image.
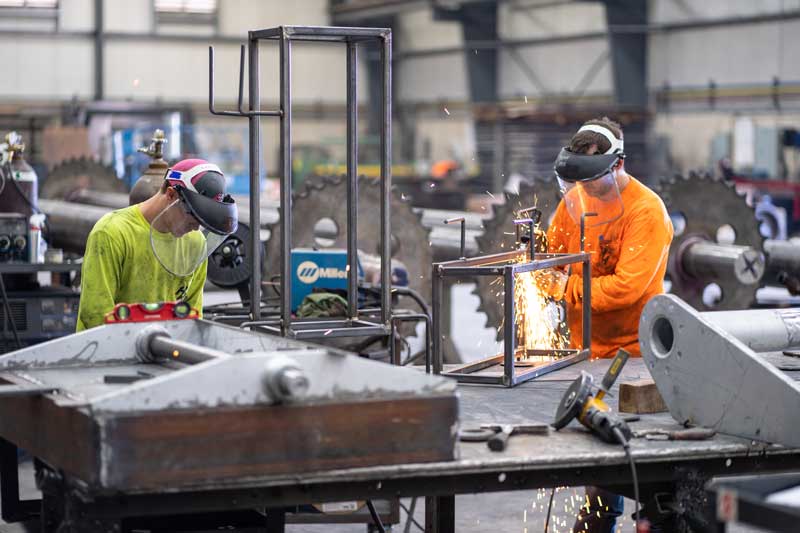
[291,249,358,311]
[290,249,409,311]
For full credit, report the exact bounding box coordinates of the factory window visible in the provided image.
[154,0,217,28]
[0,0,57,7]
[0,0,58,30]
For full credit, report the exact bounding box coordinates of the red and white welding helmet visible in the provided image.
[150,159,238,277]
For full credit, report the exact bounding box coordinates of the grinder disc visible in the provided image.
[553,371,593,430]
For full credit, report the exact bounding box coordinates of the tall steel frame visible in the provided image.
[209,26,393,341]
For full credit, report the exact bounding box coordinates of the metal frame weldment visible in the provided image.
[209,26,393,341]
[432,250,592,387]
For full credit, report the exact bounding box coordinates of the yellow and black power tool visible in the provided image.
[553,349,632,444]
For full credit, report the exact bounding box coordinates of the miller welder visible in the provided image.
[291,248,409,312]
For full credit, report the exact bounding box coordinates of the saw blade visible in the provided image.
[655,171,764,310]
[263,175,433,330]
[41,157,127,200]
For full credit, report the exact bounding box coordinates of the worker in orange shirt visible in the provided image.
[545,117,673,532]
[547,118,673,359]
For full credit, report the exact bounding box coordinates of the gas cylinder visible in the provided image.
[129,129,169,205]
[0,131,38,217]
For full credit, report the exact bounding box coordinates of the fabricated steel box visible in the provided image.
[432,250,591,387]
[0,319,459,493]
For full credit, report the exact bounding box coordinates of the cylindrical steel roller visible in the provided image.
[681,239,765,286]
[39,199,108,253]
[136,325,229,364]
[148,335,230,364]
[764,239,800,279]
[702,308,800,352]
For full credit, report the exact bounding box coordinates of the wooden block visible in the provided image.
[618,379,668,414]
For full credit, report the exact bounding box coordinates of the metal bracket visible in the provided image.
[208,45,282,118]
[443,217,466,259]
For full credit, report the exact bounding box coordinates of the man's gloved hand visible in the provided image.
[534,268,569,300]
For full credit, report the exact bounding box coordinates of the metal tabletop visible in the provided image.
[70,358,800,523]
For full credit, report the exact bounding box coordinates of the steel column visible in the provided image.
[248,36,262,321]
[502,266,515,387]
[93,0,104,101]
[280,33,293,334]
[347,40,359,320]
[380,33,392,326]
[432,265,442,374]
[425,495,455,533]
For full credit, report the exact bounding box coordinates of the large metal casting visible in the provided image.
[433,249,591,387]
[640,294,800,447]
[0,318,458,493]
[209,26,393,341]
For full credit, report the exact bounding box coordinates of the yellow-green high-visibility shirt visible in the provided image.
[76,205,206,331]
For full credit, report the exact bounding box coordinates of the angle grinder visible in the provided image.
[553,349,632,444]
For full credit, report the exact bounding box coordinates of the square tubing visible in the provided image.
[432,265,443,374]
[380,33,392,326]
[502,265,515,387]
[248,36,262,321]
[346,40,358,320]
[582,255,591,350]
[280,33,293,335]
[580,212,595,352]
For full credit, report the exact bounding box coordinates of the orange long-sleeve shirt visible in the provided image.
[546,176,673,359]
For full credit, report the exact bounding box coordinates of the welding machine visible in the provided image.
[290,248,409,312]
[0,213,29,263]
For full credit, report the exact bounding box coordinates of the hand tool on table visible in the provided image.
[482,423,550,451]
[458,424,550,452]
[633,428,716,441]
[553,348,633,444]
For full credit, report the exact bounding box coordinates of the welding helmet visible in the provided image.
[554,124,625,227]
[150,159,238,277]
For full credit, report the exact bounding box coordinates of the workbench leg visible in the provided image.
[265,507,286,533]
[424,495,454,533]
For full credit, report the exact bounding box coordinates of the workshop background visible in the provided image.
[1,1,798,532]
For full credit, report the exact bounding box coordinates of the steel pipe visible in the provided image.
[765,239,800,279]
[148,334,229,365]
[681,240,765,285]
[701,308,800,353]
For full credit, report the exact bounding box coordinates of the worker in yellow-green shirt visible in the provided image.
[77,158,238,331]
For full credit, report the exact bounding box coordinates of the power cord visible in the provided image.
[365,500,386,533]
[612,426,641,527]
[543,486,556,533]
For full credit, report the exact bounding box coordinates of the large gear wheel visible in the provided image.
[264,175,433,312]
[654,171,764,310]
[474,180,562,335]
[41,157,128,200]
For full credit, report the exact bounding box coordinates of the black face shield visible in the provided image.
[177,186,238,236]
[553,147,625,183]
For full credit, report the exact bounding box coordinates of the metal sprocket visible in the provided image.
[654,171,764,310]
[474,179,562,336]
[41,157,127,200]
[263,175,433,315]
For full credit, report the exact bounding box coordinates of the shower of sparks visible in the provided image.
[513,265,568,358]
